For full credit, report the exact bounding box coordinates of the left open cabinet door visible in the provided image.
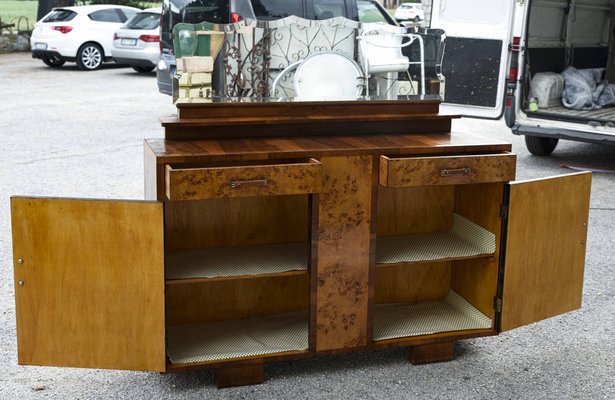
[11,197,166,372]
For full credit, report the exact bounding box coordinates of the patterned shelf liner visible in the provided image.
[165,242,309,280]
[167,311,309,364]
[374,290,493,341]
[376,213,496,264]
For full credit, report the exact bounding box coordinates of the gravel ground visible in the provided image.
[0,52,614,400]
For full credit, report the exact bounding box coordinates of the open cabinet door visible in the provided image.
[500,172,591,332]
[429,0,519,118]
[11,197,166,372]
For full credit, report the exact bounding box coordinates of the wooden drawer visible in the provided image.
[165,158,323,200]
[379,153,516,187]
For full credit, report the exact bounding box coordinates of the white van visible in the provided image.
[428,0,615,155]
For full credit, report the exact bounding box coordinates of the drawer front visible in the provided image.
[380,153,516,187]
[166,159,322,200]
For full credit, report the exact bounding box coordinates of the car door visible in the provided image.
[429,0,519,118]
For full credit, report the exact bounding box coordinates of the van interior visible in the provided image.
[524,0,615,125]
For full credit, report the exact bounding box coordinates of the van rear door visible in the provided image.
[429,0,518,118]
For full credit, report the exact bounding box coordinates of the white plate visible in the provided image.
[34,42,47,50]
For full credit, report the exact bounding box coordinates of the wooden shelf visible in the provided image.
[167,311,309,364]
[165,242,309,281]
[375,214,496,265]
[373,291,492,341]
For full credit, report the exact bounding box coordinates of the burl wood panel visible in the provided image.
[164,195,308,251]
[165,159,322,200]
[314,156,373,351]
[377,186,455,236]
[165,272,309,325]
[374,262,451,304]
[501,172,591,332]
[451,183,504,320]
[380,153,516,187]
[11,198,166,372]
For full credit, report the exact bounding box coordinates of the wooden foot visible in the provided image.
[214,364,265,388]
[409,342,455,365]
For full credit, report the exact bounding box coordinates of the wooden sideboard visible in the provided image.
[11,99,590,388]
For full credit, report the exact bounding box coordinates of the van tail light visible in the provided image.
[509,36,522,52]
[231,13,242,23]
[139,35,160,43]
[52,26,72,34]
[508,67,518,82]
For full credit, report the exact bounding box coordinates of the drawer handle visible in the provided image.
[230,179,268,188]
[440,168,472,177]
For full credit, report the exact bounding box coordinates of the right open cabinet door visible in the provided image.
[500,172,592,332]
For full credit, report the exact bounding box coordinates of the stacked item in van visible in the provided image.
[561,67,615,111]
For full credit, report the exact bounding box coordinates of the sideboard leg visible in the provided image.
[214,364,265,388]
[409,342,455,365]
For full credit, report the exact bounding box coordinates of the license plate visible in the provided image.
[34,42,47,50]
[121,38,137,46]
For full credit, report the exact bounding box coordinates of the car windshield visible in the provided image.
[126,12,160,29]
[42,9,77,22]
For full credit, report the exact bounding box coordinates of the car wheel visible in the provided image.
[525,136,559,156]
[76,43,103,71]
[132,66,155,73]
[42,55,65,68]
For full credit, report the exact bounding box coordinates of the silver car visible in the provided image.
[112,7,161,73]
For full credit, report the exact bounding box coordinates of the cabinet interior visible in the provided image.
[374,182,504,341]
[164,194,311,365]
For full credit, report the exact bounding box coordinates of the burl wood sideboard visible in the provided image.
[11,98,591,388]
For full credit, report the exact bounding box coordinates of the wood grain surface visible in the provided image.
[501,172,591,331]
[313,156,374,351]
[164,195,308,251]
[11,197,166,372]
[380,153,516,187]
[165,272,309,325]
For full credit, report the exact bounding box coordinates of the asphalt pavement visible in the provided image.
[0,52,614,399]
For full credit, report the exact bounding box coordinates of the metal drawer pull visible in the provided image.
[230,179,268,188]
[440,168,472,177]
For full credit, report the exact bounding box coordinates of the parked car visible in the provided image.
[429,0,615,155]
[394,3,424,23]
[31,5,139,70]
[112,8,161,73]
[157,0,396,95]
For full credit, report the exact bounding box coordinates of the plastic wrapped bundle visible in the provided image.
[562,67,615,110]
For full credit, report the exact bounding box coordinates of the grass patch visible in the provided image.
[0,1,38,30]
[0,1,160,31]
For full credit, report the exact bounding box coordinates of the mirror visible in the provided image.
[172,17,444,103]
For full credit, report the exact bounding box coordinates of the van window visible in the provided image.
[357,0,388,24]
[439,0,507,24]
[312,0,346,20]
[251,0,303,20]
[181,0,230,24]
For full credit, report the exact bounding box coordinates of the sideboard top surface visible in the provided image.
[146,132,512,163]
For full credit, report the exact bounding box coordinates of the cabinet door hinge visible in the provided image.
[500,204,509,219]
[494,297,503,313]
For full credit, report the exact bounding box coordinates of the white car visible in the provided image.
[30,5,139,70]
[394,3,425,23]
[112,8,161,73]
